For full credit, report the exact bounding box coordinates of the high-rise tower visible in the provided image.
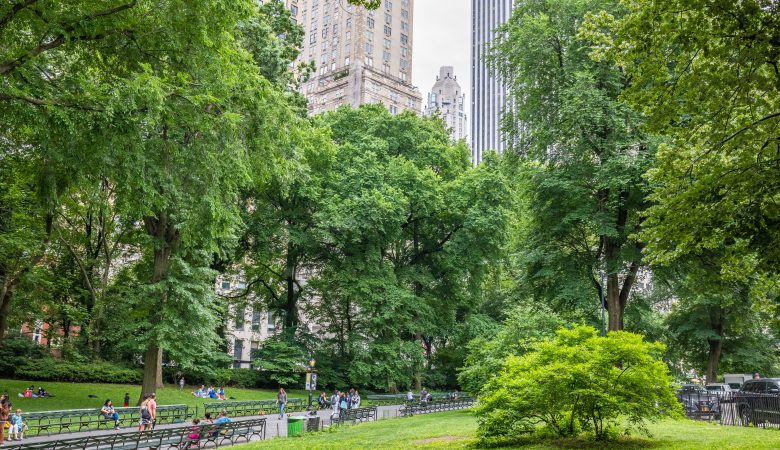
[470,0,513,164]
[287,0,422,115]
[424,66,467,142]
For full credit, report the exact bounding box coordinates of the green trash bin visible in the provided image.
[287,416,306,437]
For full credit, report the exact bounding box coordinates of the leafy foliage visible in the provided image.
[493,0,657,331]
[476,326,681,441]
[252,335,306,387]
[583,1,780,278]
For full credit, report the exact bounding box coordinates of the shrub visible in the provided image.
[14,358,142,384]
[0,334,50,377]
[476,325,682,441]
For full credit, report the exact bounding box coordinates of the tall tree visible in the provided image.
[586,0,780,279]
[493,0,656,330]
[311,105,511,391]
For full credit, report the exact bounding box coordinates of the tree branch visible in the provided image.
[0,0,38,32]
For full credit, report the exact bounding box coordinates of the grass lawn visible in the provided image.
[235,410,780,450]
[0,379,309,412]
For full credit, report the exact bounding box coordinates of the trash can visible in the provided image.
[287,416,306,437]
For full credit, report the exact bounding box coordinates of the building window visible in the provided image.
[401,21,408,31]
[233,340,244,368]
[252,308,261,331]
[365,56,373,66]
[367,17,374,29]
[401,47,407,57]
[345,56,350,65]
[365,43,374,54]
[310,32,317,44]
[390,105,398,115]
[234,306,245,331]
[31,320,43,344]
[399,71,407,81]
[267,311,275,331]
[346,30,351,41]
[386,0,393,10]
[365,30,373,42]
[250,341,260,360]
[401,9,408,19]
[221,280,231,290]
[384,25,391,36]
[385,13,391,24]
[384,38,391,49]
[322,28,328,38]
[400,59,407,70]
[400,33,408,45]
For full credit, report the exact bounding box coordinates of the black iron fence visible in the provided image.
[677,391,780,428]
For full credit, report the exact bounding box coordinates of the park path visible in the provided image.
[14,404,404,447]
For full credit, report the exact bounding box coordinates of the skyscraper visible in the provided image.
[424,66,468,142]
[287,0,422,115]
[470,0,513,164]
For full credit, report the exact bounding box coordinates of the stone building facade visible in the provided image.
[424,66,468,142]
[287,0,422,115]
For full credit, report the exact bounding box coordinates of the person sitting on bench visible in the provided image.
[100,399,120,429]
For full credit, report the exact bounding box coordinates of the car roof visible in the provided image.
[706,383,728,386]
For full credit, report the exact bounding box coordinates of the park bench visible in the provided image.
[399,399,474,417]
[330,406,378,426]
[203,398,304,418]
[21,404,190,437]
[3,417,267,450]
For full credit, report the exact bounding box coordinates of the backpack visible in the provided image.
[140,405,151,420]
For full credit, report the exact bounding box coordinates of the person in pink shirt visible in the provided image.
[148,393,158,429]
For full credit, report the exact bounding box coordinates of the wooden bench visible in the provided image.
[3,418,267,450]
[330,406,378,426]
[21,404,190,437]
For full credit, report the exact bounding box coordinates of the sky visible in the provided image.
[412,0,471,109]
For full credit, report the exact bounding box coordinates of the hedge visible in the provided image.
[14,359,143,384]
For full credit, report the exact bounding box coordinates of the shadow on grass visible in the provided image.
[474,434,664,449]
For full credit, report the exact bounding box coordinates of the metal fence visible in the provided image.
[677,392,780,428]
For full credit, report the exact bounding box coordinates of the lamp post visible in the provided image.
[305,357,317,410]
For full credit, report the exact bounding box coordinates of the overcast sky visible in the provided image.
[412,0,471,108]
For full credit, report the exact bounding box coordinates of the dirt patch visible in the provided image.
[413,435,469,444]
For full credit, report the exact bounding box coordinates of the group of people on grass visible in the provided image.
[318,388,361,416]
[191,385,226,400]
[0,394,27,445]
[19,386,49,399]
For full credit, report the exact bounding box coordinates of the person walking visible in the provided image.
[179,377,185,391]
[138,395,152,432]
[352,390,361,409]
[0,395,10,446]
[148,393,158,429]
[276,388,288,419]
[330,390,340,417]
[100,400,121,429]
[123,393,130,408]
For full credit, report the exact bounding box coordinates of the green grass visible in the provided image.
[235,410,780,450]
[0,379,309,412]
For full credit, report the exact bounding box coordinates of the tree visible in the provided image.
[493,0,657,331]
[476,326,681,441]
[458,304,563,395]
[585,1,780,278]
[656,259,780,383]
[309,105,511,391]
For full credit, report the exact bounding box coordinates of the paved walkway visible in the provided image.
[13,404,404,447]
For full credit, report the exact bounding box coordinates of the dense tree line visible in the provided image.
[2,0,778,400]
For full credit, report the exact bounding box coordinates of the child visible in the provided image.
[123,393,130,408]
[9,409,25,441]
[181,418,200,448]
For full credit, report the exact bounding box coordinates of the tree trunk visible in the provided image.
[606,273,623,331]
[706,338,722,384]
[0,281,12,340]
[414,330,422,391]
[706,317,724,384]
[139,213,178,402]
[140,345,163,404]
[284,245,298,332]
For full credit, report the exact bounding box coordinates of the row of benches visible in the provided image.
[4,418,267,450]
[329,406,378,426]
[21,404,190,437]
[399,399,474,417]
[202,398,304,417]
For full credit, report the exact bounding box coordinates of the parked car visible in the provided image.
[735,378,780,425]
[677,384,720,418]
[706,383,733,397]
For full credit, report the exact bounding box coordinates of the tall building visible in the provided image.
[288,0,422,115]
[424,66,468,142]
[470,0,513,164]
